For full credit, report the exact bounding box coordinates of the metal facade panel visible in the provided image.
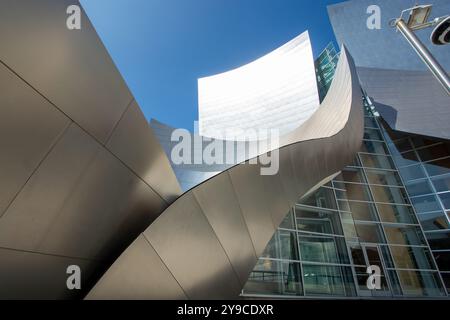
[0,62,70,216]
[144,193,242,299]
[193,172,257,286]
[86,235,187,300]
[0,0,133,143]
[106,101,182,203]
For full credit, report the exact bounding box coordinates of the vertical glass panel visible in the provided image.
[426,231,450,251]
[295,207,342,235]
[417,144,450,162]
[439,192,450,210]
[364,128,383,141]
[335,183,373,202]
[360,153,395,170]
[345,200,379,222]
[260,233,279,259]
[298,235,339,264]
[441,273,450,292]
[380,245,395,269]
[244,259,283,295]
[423,158,450,177]
[364,246,390,295]
[361,140,389,155]
[398,164,426,182]
[340,212,358,239]
[432,174,450,193]
[433,251,450,272]
[354,223,385,243]
[387,270,403,296]
[279,230,299,261]
[405,180,433,197]
[365,169,403,186]
[302,264,351,296]
[410,195,442,213]
[389,245,434,270]
[349,243,366,266]
[281,261,303,296]
[384,226,426,246]
[417,211,449,231]
[300,187,337,210]
[335,168,366,183]
[396,270,445,297]
[370,185,409,204]
[376,203,417,224]
[392,151,419,167]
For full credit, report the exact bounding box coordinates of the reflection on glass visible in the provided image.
[433,251,450,272]
[295,207,342,235]
[360,154,395,170]
[392,151,419,168]
[417,211,449,231]
[399,164,426,182]
[354,223,385,243]
[389,245,434,270]
[335,168,365,184]
[426,231,450,251]
[405,180,433,197]
[302,265,354,296]
[376,203,417,224]
[432,174,450,193]
[439,192,450,210]
[417,144,450,162]
[371,185,409,204]
[301,187,337,210]
[411,195,442,213]
[298,235,348,264]
[364,128,383,141]
[279,230,299,261]
[423,158,450,177]
[364,116,378,128]
[365,169,402,186]
[281,261,303,295]
[396,270,445,297]
[361,140,389,155]
[336,183,372,202]
[384,226,425,246]
[245,259,283,295]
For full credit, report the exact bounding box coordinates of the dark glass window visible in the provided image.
[433,251,450,272]
[364,116,378,128]
[439,192,450,210]
[417,143,450,162]
[279,230,299,261]
[411,194,442,213]
[280,261,303,296]
[426,231,450,251]
[417,211,449,231]
[432,174,450,193]
[405,180,433,197]
[392,151,419,167]
[361,140,389,155]
[399,164,426,182]
[424,158,450,177]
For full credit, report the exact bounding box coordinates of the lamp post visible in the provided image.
[390,4,450,95]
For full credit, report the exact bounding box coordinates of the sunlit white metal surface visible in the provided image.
[198,31,320,140]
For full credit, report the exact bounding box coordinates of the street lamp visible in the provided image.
[390,4,450,95]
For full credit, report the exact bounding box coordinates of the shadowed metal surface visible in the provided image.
[86,47,364,300]
[0,0,181,299]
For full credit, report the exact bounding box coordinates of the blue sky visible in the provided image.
[81,0,343,131]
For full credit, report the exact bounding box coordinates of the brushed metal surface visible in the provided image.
[193,173,257,286]
[0,247,102,300]
[86,235,187,300]
[89,47,364,299]
[0,0,133,143]
[106,100,181,203]
[144,193,242,299]
[0,61,70,216]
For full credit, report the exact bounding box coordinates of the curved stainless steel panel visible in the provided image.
[87,47,363,299]
[0,0,181,299]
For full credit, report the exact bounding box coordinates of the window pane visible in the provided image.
[392,138,413,153]
[302,265,354,296]
[364,128,383,141]
[340,212,358,239]
[417,144,450,162]
[364,116,378,128]
[441,273,450,292]
[335,168,366,183]
[405,180,433,197]
[280,261,303,296]
[361,140,389,155]
[360,154,395,170]
[396,270,445,297]
[411,195,442,213]
[432,174,450,193]
[371,185,409,204]
[424,158,450,177]
[389,245,434,270]
[410,137,440,148]
[279,230,299,261]
[392,151,419,167]
[300,187,337,210]
[279,210,295,230]
[426,231,450,251]
[349,243,366,266]
[295,207,342,235]
[376,203,417,224]
[355,223,385,243]
[439,192,450,210]
[384,226,426,246]
[399,164,426,182]
[417,211,449,231]
[344,200,379,222]
[245,259,283,295]
[365,169,403,186]
[433,251,450,272]
[335,183,372,202]
[260,233,279,259]
[298,235,348,264]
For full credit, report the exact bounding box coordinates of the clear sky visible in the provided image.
[81,0,343,131]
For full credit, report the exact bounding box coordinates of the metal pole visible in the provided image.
[396,18,450,95]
